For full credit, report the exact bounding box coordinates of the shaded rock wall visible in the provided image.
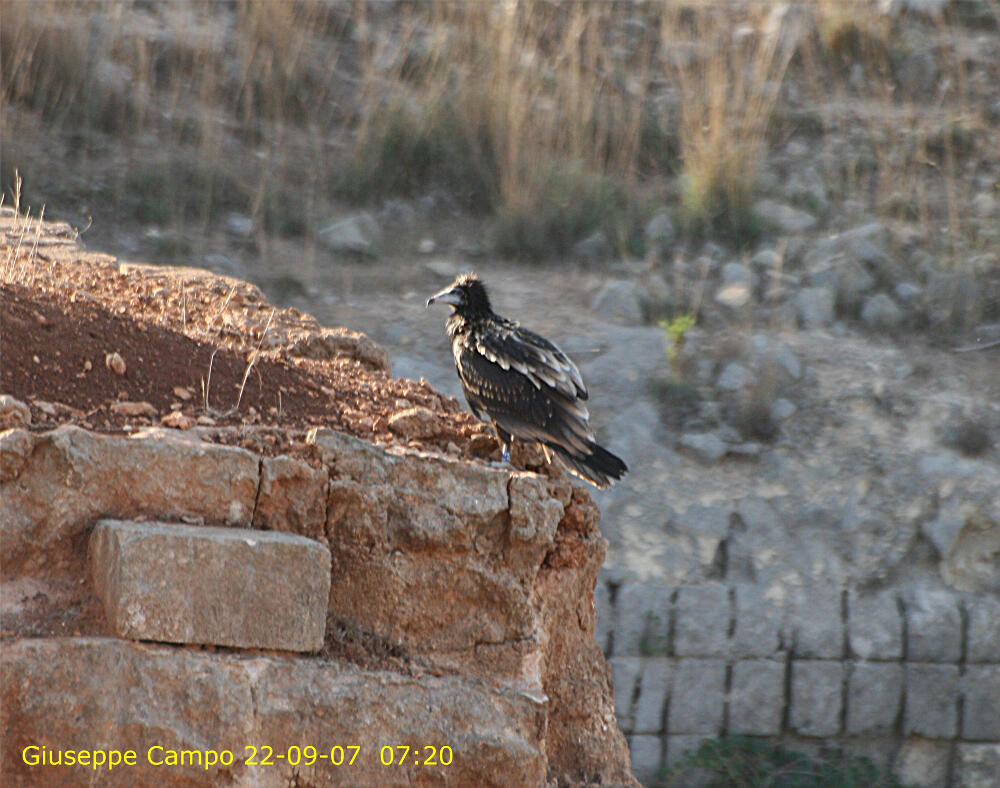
[601,580,1000,787]
[1,423,636,787]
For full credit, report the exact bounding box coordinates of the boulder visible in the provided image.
[317,212,381,256]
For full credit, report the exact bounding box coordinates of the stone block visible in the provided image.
[905,664,960,739]
[1,638,548,788]
[252,455,328,540]
[3,425,259,576]
[895,736,951,788]
[668,658,725,735]
[609,656,642,730]
[731,584,784,657]
[962,665,1000,740]
[90,519,331,651]
[906,588,961,662]
[729,659,785,735]
[634,658,672,734]
[846,662,903,735]
[788,585,843,659]
[967,596,1000,663]
[956,743,1000,788]
[848,590,903,660]
[790,660,843,737]
[673,583,729,657]
[628,735,664,785]
[612,583,673,655]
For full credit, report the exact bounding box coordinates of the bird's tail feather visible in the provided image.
[550,440,627,489]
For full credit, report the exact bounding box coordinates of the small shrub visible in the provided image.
[258,185,308,238]
[334,100,497,213]
[663,736,907,788]
[490,165,643,261]
[150,232,193,263]
[125,163,247,226]
[942,415,993,457]
[648,376,703,430]
[660,313,696,372]
[663,5,794,248]
[675,152,767,247]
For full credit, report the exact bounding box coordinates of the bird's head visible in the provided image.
[426,273,493,318]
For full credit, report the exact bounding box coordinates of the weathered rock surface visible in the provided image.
[0,394,31,430]
[90,519,331,651]
[306,427,635,784]
[1,425,259,576]
[1,638,547,787]
[286,326,391,374]
[252,454,329,541]
[2,423,637,787]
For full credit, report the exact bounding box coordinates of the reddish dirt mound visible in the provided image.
[1,211,497,461]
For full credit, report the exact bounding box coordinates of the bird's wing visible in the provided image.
[457,333,594,455]
[474,323,588,401]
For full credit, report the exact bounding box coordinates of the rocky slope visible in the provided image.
[0,212,637,787]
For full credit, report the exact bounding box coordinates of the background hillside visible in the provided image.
[3,2,1000,786]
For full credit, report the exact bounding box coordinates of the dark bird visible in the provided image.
[427,273,627,488]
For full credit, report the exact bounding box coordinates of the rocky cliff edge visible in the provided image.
[0,210,636,787]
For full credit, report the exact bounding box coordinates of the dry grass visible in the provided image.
[1,0,996,264]
[660,5,796,243]
[1,173,46,286]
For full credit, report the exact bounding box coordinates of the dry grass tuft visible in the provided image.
[659,6,796,243]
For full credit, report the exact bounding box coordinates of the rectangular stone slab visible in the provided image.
[90,519,330,651]
[1,638,546,788]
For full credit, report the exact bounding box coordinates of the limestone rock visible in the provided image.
[790,661,842,737]
[387,405,442,440]
[1,425,259,577]
[305,428,634,784]
[753,199,818,233]
[90,519,331,651]
[895,736,951,788]
[716,362,754,392]
[0,428,34,482]
[253,455,329,540]
[110,400,157,417]
[572,230,611,262]
[223,212,254,238]
[862,293,903,329]
[644,211,675,248]
[310,426,539,679]
[1,638,549,787]
[678,431,728,464]
[317,212,381,256]
[0,395,31,429]
[956,743,1000,788]
[730,660,785,735]
[287,326,391,374]
[795,287,835,328]
[591,280,645,324]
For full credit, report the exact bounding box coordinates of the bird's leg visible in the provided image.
[497,425,514,465]
[488,423,512,468]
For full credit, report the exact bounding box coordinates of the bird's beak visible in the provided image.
[426,286,462,308]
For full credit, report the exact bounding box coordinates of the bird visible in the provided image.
[426,273,627,488]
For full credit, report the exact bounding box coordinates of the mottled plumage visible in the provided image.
[427,273,627,488]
